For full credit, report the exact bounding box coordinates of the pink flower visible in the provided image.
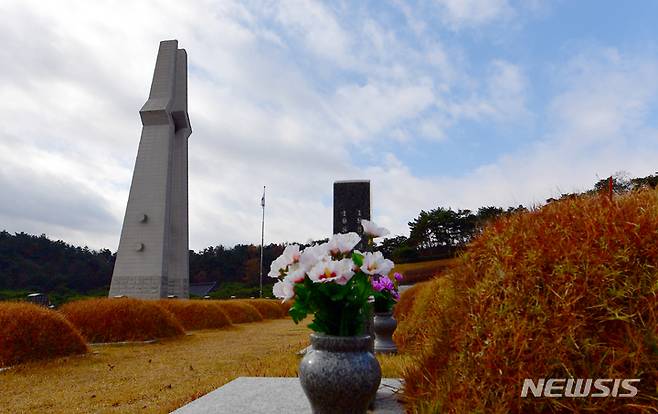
[371,275,395,292]
[394,272,403,282]
[371,278,385,292]
[380,277,394,291]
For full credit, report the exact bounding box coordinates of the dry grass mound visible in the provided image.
[156,300,232,331]
[393,282,426,323]
[214,300,264,324]
[393,278,458,354]
[402,190,658,413]
[392,258,457,284]
[0,302,88,367]
[60,298,184,343]
[242,299,287,319]
[279,299,293,313]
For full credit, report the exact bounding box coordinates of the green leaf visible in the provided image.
[352,251,364,267]
[289,304,308,324]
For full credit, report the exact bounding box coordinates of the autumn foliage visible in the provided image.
[156,300,232,331]
[60,298,184,343]
[399,189,658,413]
[0,302,88,367]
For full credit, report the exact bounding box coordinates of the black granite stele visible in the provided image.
[333,181,371,250]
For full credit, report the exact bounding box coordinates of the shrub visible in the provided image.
[156,300,232,331]
[402,190,658,413]
[214,300,263,323]
[242,299,287,319]
[0,302,88,367]
[60,298,184,343]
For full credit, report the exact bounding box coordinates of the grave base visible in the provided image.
[171,377,404,414]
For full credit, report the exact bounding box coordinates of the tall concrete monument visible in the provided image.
[109,40,192,299]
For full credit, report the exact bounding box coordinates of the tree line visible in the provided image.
[379,205,526,263]
[382,171,658,262]
[0,172,655,298]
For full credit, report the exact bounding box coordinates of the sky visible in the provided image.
[1,0,657,251]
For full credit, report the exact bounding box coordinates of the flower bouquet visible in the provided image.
[268,220,396,413]
[269,220,395,336]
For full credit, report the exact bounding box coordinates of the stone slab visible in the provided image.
[171,377,404,414]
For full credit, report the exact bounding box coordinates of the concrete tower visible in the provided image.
[109,40,191,299]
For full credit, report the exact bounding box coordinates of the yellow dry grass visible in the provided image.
[391,258,456,284]
[0,318,408,414]
[390,258,453,273]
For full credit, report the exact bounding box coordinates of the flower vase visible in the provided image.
[299,333,381,414]
[373,311,398,354]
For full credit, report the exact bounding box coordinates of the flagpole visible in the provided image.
[260,186,265,298]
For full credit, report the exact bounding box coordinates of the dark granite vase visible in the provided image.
[373,311,398,354]
[299,333,381,414]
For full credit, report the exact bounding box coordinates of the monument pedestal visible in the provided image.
[170,377,404,414]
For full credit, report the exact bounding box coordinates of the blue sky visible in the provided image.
[0,0,657,250]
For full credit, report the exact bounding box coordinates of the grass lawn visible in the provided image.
[1,318,408,414]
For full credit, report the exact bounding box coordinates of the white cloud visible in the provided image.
[367,49,658,236]
[0,1,655,255]
[549,50,658,146]
[443,59,528,124]
[331,79,436,141]
[486,60,529,121]
[274,0,351,65]
[433,0,514,28]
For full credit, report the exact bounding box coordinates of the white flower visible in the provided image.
[272,279,295,301]
[282,244,302,263]
[299,243,330,270]
[361,219,390,238]
[267,244,301,278]
[326,232,361,255]
[338,257,358,280]
[268,255,289,278]
[286,264,306,283]
[308,259,355,285]
[361,251,394,276]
